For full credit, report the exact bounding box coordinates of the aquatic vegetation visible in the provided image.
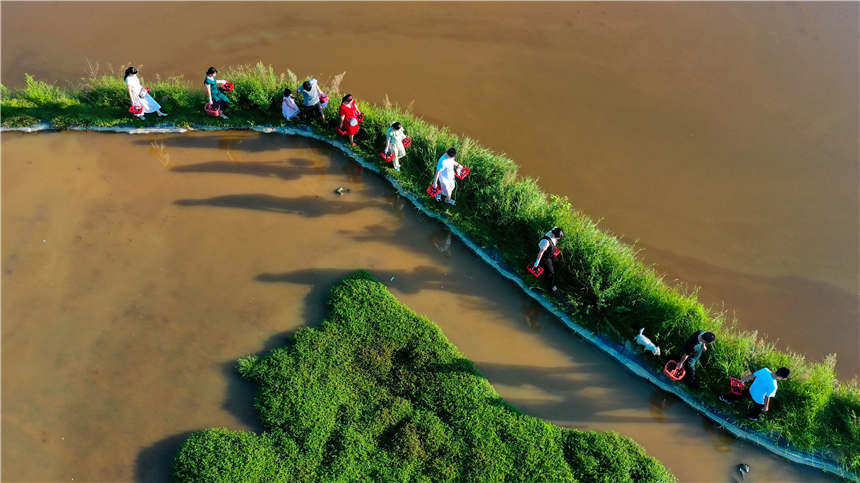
[1,65,858,477]
[173,271,675,482]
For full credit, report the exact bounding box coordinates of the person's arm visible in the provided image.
[206,84,213,104]
[740,373,756,384]
[762,395,771,411]
[534,243,548,268]
[385,135,391,153]
[216,79,226,85]
[678,354,690,366]
[432,166,442,188]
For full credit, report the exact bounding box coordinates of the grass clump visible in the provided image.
[2,66,858,477]
[174,271,675,482]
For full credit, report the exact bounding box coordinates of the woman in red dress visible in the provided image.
[338,94,362,146]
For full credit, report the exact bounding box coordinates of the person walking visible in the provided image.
[676,331,716,388]
[532,227,564,294]
[431,147,463,206]
[338,94,362,146]
[204,67,231,119]
[300,78,326,122]
[124,66,168,120]
[384,122,407,171]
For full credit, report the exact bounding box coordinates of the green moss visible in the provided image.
[2,66,857,475]
[173,272,675,482]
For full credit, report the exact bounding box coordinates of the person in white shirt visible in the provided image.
[431,147,463,205]
[300,78,326,122]
[124,66,167,120]
[532,227,564,293]
[721,367,790,421]
[282,88,299,121]
[384,122,407,171]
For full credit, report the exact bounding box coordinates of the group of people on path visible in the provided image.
[531,229,790,421]
[126,64,793,426]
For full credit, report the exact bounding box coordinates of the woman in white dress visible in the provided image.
[124,66,167,120]
[282,88,300,121]
[384,122,407,171]
[431,147,463,206]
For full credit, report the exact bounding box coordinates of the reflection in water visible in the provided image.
[149,139,171,168]
[430,229,452,258]
[647,389,679,423]
[702,417,738,454]
[520,299,543,332]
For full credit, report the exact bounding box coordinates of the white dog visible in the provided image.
[634,328,661,356]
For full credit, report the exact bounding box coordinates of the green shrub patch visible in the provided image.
[173,272,675,482]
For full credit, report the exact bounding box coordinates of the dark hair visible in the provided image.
[392,122,402,130]
[342,94,353,104]
[283,88,292,97]
[206,67,217,76]
[775,367,791,379]
[701,332,716,343]
[124,66,138,80]
[446,147,457,157]
[302,80,312,92]
[551,227,564,239]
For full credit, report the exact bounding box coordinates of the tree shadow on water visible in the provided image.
[174,194,385,217]
[170,159,327,181]
[134,430,193,482]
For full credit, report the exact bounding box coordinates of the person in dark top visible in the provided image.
[532,227,564,293]
[676,331,716,387]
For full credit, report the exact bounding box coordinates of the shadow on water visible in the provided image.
[219,360,265,434]
[134,431,193,482]
[134,132,333,154]
[174,194,385,217]
[170,159,328,181]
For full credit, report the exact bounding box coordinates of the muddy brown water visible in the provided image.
[2,131,833,481]
[2,1,857,378]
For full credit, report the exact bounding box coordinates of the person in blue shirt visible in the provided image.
[721,367,790,421]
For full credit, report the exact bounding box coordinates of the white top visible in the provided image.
[749,368,778,405]
[282,96,299,119]
[436,154,458,178]
[301,78,320,106]
[387,127,406,146]
[126,74,144,98]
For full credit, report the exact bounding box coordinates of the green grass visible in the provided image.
[173,271,675,482]
[2,65,858,476]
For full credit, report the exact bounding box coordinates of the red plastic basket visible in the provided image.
[129,105,144,115]
[356,112,365,123]
[552,246,561,258]
[337,128,348,136]
[402,136,412,148]
[426,185,442,198]
[380,151,395,163]
[730,377,746,396]
[219,82,234,92]
[319,94,329,105]
[527,264,544,277]
[456,166,471,180]
[204,102,221,117]
[663,360,686,381]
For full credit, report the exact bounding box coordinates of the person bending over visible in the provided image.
[532,227,564,294]
[300,78,326,122]
[204,67,231,120]
[282,88,300,121]
[722,367,790,421]
[676,330,716,388]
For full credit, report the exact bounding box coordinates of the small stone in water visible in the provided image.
[390,276,395,281]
